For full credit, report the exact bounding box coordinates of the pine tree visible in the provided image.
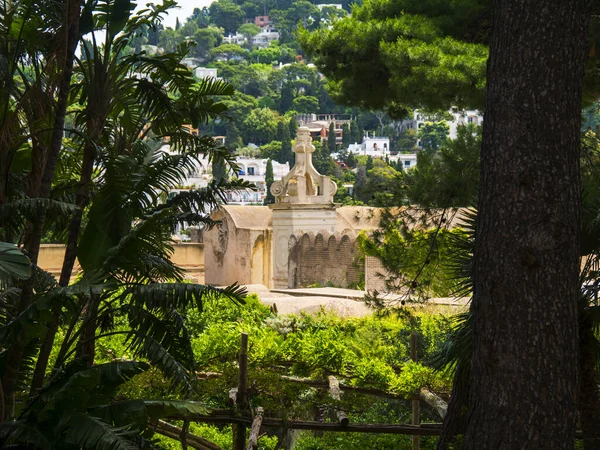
[264,159,275,204]
[366,155,374,172]
[342,123,351,149]
[289,117,298,138]
[328,122,336,154]
[175,17,181,30]
[280,124,293,166]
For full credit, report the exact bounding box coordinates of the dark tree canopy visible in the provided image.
[299,0,490,116]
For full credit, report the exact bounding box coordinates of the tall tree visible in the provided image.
[342,122,351,148]
[264,159,276,204]
[350,120,360,144]
[455,0,591,447]
[289,116,298,138]
[280,123,293,166]
[209,0,244,35]
[327,121,336,154]
[276,120,285,141]
[238,23,261,50]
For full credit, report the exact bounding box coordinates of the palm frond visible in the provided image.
[61,411,139,450]
[0,420,52,450]
[123,282,245,314]
[0,242,31,285]
[92,399,207,429]
[125,306,194,392]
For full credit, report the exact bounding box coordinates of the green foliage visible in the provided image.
[407,124,481,207]
[418,121,450,150]
[259,140,283,160]
[292,95,320,113]
[280,121,294,166]
[300,0,489,114]
[342,122,351,148]
[212,43,247,61]
[0,242,31,284]
[328,121,337,154]
[358,213,469,297]
[209,0,245,34]
[353,158,405,206]
[396,128,418,153]
[264,159,276,204]
[243,108,280,144]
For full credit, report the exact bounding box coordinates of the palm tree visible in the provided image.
[0,0,256,444]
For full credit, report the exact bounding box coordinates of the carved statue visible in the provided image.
[270,127,337,204]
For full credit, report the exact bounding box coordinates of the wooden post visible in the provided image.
[327,376,349,426]
[411,332,420,450]
[234,333,249,450]
[247,407,264,450]
[237,333,249,408]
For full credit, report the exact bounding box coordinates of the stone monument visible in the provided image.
[269,127,338,288]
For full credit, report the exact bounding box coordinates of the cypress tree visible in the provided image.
[366,155,374,172]
[350,120,360,143]
[212,159,228,182]
[342,123,351,149]
[175,17,181,30]
[328,122,336,154]
[264,159,275,204]
[289,117,298,138]
[276,121,285,141]
[347,151,356,168]
[279,84,294,112]
[225,122,242,151]
[280,124,293,166]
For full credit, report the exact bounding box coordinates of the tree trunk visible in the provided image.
[1,0,81,414]
[30,132,98,394]
[578,314,600,449]
[436,366,468,449]
[465,0,590,447]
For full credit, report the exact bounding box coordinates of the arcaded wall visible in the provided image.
[288,231,362,288]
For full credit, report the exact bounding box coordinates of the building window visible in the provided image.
[383,143,387,148]
[248,167,255,175]
[404,161,410,167]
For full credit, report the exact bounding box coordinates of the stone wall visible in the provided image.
[288,231,362,288]
[37,243,205,283]
[204,206,272,287]
[364,255,391,293]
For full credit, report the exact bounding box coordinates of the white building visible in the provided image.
[194,67,218,79]
[399,108,484,146]
[252,29,280,49]
[180,57,204,70]
[223,29,280,49]
[232,158,289,204]
[347,136,391,158]
[389,153,418,170]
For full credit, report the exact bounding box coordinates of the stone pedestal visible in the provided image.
[270,203,337,289]
[269,127,338,288]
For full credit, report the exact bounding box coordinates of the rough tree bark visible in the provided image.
[464,0,591,447]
